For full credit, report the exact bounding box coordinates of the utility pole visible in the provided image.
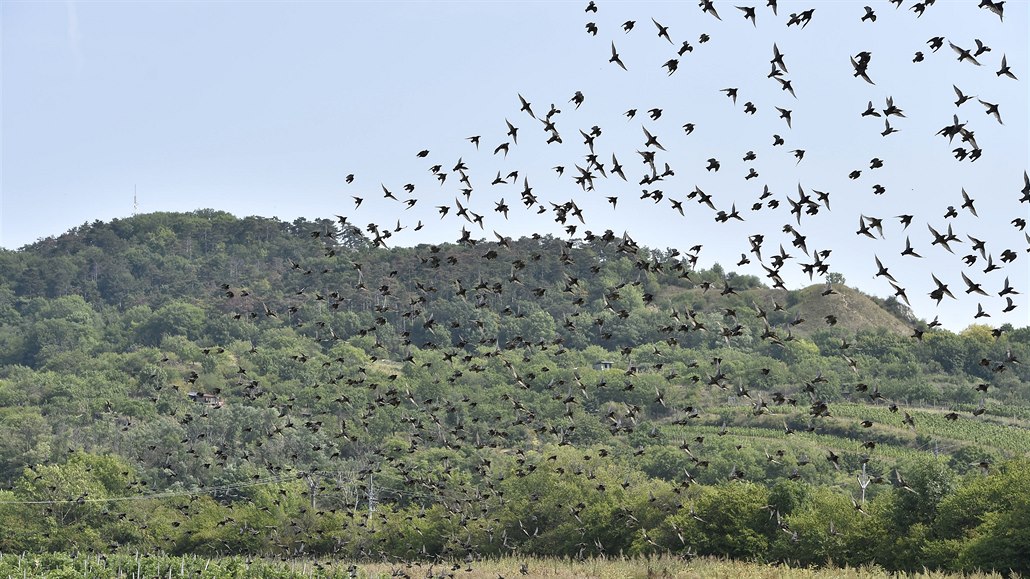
[857,463,871,505]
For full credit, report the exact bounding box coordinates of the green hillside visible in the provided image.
[0,211,1028,574]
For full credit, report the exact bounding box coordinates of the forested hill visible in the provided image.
[1,210,1029,572]
[1,209,915,353]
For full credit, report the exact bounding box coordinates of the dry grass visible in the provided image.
[1,553,1016,578]
[332,556,1016,579]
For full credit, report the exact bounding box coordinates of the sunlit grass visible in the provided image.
[0,553,1019,578]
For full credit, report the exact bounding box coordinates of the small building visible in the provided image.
[593,360,615,371]
[187,391,224,408]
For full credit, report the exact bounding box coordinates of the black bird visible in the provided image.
[642,127,666,151]
[874,256,897,282]
[861,6,876,21]
[949,42,982,66]
[505,119,519,144]
[974,303,991,319]
[930,274,956,305]
[961,272,989,296]
[883,96,904,117]
[262,302,277,318]
[968,235,987,258]
[715,203,744,223]
[776,77,796,98]
[891,281,912,306]
[1000,276,1019,297]
[826,451,840,470]
[901,236,922,258]
[862,101,881,117]
[961,189,978,216]
[700,0,722,20]
[611,154,626,180]
[980,0,1004,21]
[953,85,974,107]
[652,18,673,43]
[973,38,992,57]
[775,107,792,128]
[518,93,535,118]
[978,100,1003,124]
[857,216,875,239]
[996,55,1017,79]
[983,254,1000,272]
[736,5,757,26]
[851,54,874,84]
[609,42,627,70]
[771,43,788,72]
[800,8,815,26]
[928,223,960,253]
[787,9,815,27]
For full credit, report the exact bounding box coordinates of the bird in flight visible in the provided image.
[610,42,627,70]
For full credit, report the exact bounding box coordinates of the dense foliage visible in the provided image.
[0,211,1028,573]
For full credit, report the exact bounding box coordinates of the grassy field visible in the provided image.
[0,553,1019,579]
[697,401,1030,457]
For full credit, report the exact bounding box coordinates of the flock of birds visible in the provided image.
[86,0,1030,571]
[338,0,1026,326]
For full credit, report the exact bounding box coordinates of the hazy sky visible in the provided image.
[2,1,1028,330]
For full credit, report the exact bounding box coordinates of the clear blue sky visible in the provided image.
[2,1,1028,331]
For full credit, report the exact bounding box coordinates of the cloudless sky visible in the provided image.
[2,1,1028,331]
